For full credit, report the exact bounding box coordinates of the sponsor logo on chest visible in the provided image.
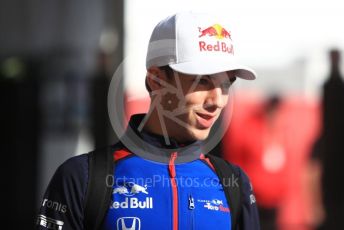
[197,198,230,213]
[117,217,141,230]
[111,197,153,209]
[111,182,153,209]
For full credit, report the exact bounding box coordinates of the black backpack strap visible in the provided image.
[84,147,114,230]
[207,154,242,230]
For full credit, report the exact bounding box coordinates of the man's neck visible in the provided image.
[143,110,164,136]
[143,110,189,144]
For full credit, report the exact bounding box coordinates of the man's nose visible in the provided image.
[205,87,227,110]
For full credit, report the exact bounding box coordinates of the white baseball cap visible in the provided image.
[146,12,256,80]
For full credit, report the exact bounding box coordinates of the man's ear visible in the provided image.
[146,66,166,92]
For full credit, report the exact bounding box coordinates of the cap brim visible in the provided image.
[169,59,256,80]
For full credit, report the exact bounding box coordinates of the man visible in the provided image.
[36,12,260,229]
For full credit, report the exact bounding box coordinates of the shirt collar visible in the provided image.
[122,114,203,163]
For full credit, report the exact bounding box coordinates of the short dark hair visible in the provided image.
[145,66,237,93]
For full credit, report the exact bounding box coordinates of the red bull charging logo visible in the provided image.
[198,24,231,39]
[198,24,233,54]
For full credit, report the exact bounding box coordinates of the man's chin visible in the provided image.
[190,128,211,141]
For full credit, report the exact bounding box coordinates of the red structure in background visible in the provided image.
[124,94,150,124]
[222,93,321,229]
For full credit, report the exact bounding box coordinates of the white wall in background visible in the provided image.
[124,0,344,98]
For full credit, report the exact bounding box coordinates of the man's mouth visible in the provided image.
[195,112,216,129]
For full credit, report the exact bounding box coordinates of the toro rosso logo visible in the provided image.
[198,24,234,54]
[113,182,149,197]
[197,198,230,213]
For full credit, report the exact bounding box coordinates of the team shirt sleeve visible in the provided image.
[35,154,89,230]
[234,165,261,230]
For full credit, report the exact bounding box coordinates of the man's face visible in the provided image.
[159,69,235,142]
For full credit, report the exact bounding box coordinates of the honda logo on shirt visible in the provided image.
[117,217,141,230]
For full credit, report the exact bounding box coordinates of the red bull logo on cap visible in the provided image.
[198,24,234,54]
[198,24,231,40]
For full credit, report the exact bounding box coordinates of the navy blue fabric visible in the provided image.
[36,114,260,229]
[36,154,88,230]
[36,154,260,229]
[231,165,260,230]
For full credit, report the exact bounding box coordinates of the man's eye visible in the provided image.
[199,78,209,85]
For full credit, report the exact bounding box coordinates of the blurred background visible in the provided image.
[1,0,343,229]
